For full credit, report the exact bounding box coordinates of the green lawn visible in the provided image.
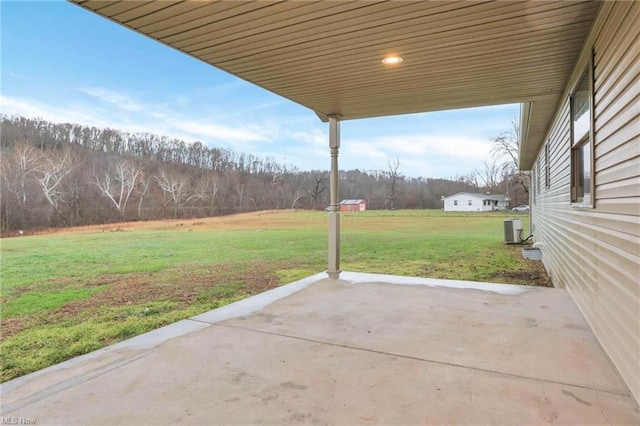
[0,209,543,381]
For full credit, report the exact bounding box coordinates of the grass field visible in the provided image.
[0,209,547,381]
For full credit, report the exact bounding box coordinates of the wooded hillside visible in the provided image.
[0,115,526,233]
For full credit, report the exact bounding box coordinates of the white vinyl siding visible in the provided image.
[532,1,640,404]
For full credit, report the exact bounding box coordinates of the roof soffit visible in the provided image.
[72,0,600,169]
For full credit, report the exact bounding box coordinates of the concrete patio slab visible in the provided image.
[2,272,639,425]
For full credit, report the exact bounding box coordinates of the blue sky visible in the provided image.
[1,1,518,178]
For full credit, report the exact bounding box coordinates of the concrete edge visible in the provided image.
[191,271,326,323]
[1,271,535,397]
[0,319,210,395]
[2,272,327,394]
[339,271,533,295]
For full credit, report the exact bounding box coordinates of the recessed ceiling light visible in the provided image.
[382,55,403,65]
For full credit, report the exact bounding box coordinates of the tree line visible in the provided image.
[0,115,528,234]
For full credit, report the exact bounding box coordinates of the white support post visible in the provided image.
[327,116,341,279]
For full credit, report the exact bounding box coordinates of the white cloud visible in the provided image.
[257,127,329,171]
[1,89,275,146]
[78,87,275,144]
[0,94,112,128]
[1,91,501,178]
[345,140,389,162]
[80,87,144,112]
[334,133,493,177]
[160,116,270,143]
[348,134,492,159]
[284,128,326,149]
[6,71,32,81]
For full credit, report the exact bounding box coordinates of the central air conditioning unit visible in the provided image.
[504,219,523,244]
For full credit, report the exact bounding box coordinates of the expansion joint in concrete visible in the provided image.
[214,323,631,399]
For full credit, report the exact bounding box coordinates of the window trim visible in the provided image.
[569,51,595,208]
[544,143,550,189]
[537,158,541,194]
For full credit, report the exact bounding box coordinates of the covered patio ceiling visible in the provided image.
[72,0,600,169]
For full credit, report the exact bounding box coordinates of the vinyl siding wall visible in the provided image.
[531,2,639,403]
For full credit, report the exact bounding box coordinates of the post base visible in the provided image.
[328,211,340,276]
[326,270,342,280]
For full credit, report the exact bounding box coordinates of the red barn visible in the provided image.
[339,199,367,212]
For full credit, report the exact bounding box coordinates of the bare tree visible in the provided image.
[235,183,245,212]
[491,118,520,174]
[471,158,503,193]
[290,189,307,209]
[270,173,282,209]
[208,179,218,215]
[186,173,217,215]
[155,169,188,218]
[136,170,153,219]
[306,174,327,209]
[386,158,401,210]
[94,159,143,218]
[35,149,74,226]
[490,117,530,204]
[188,172,220,216]
[2,143,40,206]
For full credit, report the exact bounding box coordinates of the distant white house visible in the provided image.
[443,192,508,212]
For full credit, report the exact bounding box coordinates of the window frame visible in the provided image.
[544,143,550,190]
[537,158,541,194]
[569,52,595,208]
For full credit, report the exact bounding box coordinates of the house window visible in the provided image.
[454,200,458,206]
[537,159,541,194]
[544,143,550,189]
[570,56,594,206]
[468,200,472,206]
